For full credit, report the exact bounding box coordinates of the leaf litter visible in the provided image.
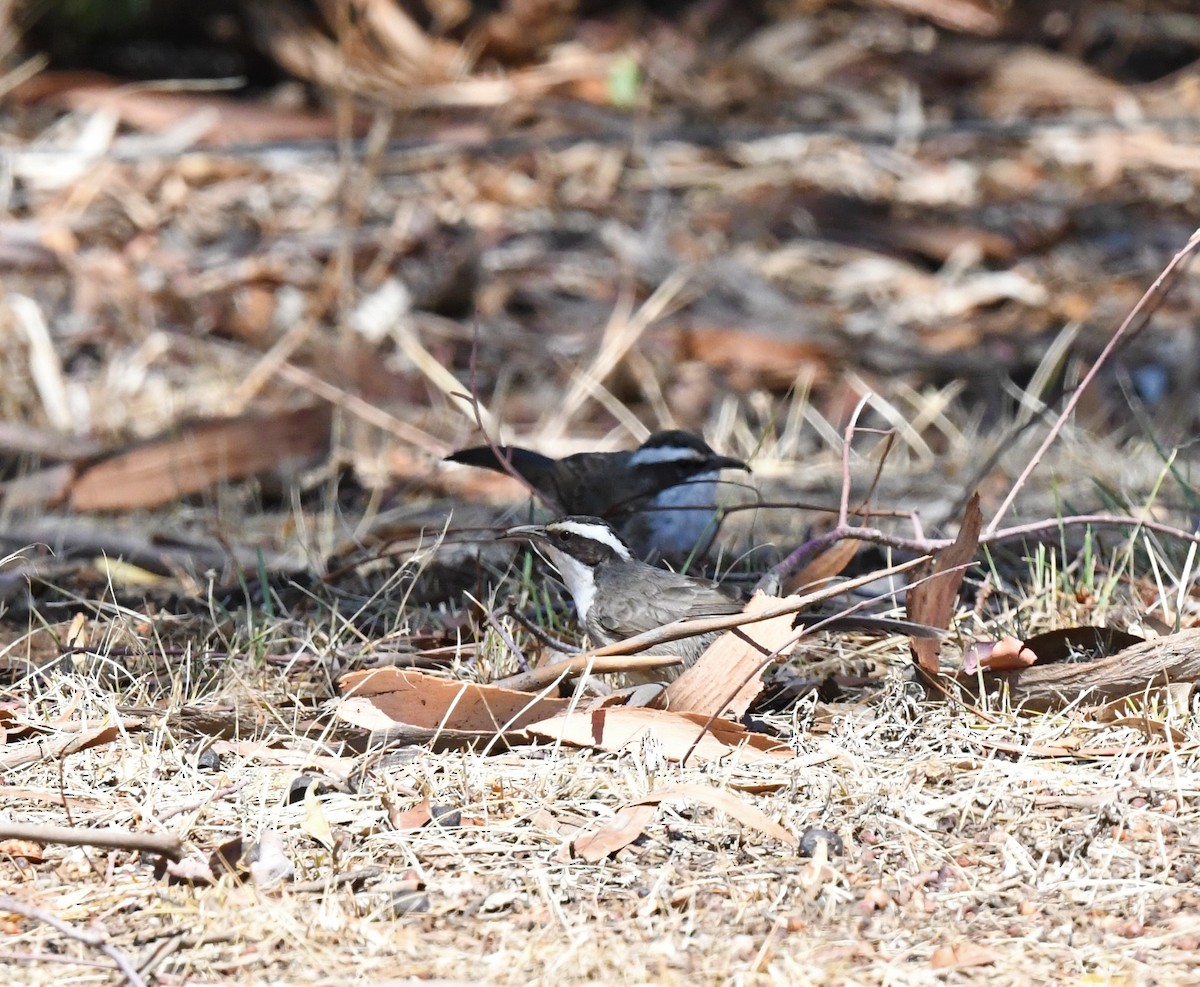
[4,1,1200,984]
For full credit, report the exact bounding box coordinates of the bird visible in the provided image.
[501,515,942,687]
[447,430,749,564]
[501,514,743,684]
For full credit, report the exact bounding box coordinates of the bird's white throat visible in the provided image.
[538,543,599,622]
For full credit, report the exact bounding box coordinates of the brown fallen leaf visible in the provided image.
[865,0,1002,36]
[70,405,332,511]
[16,71,356,146]
[0,721,127,771]
[929,942,1001,970]
[165,853,217,885]
[388,796,433,832]
[962,634,1038,673]
[964,626,1146,675]
[573,805,658,862]
[629,783,797,848]
[980,48,1132,119]
[673,324,835,392]
[337,667,570,736]
[1022,626,1144,665]
[961,627,1200,713]
[0,840,42,861]
[907,493,982,677]
[665,592,803,717]
[525,706,790,764]
[0,462,76,510]
[574,782,796,862]
[784,538,862,596]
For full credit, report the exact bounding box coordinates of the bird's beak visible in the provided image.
[498,523,546,542]
[713,455,751,473]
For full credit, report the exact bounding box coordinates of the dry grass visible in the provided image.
[5,3,1200,982]
[5,514,1200,986]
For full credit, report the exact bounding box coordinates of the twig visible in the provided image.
[156,780,251,823]
[0,718,144,771]
[489,653,683,692]
[838,393,872,527]
[278,362,447,454]
[0,952,116,971]
[759,511,1200,592]
[986,225,1200,536]
[443,323,545,504]
[481,605,531,672]
[0,822,183,861]
[0,894,148,987]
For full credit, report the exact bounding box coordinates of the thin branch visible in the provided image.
[0,894,147,987]
[986,226,1200,536]
[0,822,183,861]
[838,392,872,528]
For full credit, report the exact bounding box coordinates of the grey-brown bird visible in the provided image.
[502,515,938,685]
[502,515,745,683]
[447,430,748,564]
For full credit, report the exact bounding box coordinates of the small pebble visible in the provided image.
[798,827,844,857]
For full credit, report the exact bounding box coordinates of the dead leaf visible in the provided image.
[629,783,798,847]
[784,538,861,595]
[388,796,433,832]
[0,720,134,770]
[981,48,1132,119]
[64,613,87,648]
[665,592,803,716]
[929,942,1001,969]
[209,836,246,877]
[1017,626,1144,665]
[337,667,570,736]
[574,805,658,862]
[69,405,332,511]
[164,853,216,885]
[301,782,335,851]
[962,634,1037,673]
[907,493,983,676]
[525,706,791,764]
[574,782,796,862]
[248,830,294,891]
[92,558,166,588]
[670,324,834,391]
[0,840,42,861]
[0,463,76,510]
[17,71,355,146]
[864,0,1003,36]
[960,627,1200,713]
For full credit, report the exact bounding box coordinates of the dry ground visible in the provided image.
[5,2,1200,984]
[5,633,1200,986]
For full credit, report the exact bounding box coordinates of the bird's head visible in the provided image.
[500,516,633,619]
[627,430,749,477]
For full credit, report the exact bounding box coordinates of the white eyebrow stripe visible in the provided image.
[549,519,632,560]
[628,445,707,466]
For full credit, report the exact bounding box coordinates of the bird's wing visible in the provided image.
[590,567,741,641]
[552,451,637,517]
